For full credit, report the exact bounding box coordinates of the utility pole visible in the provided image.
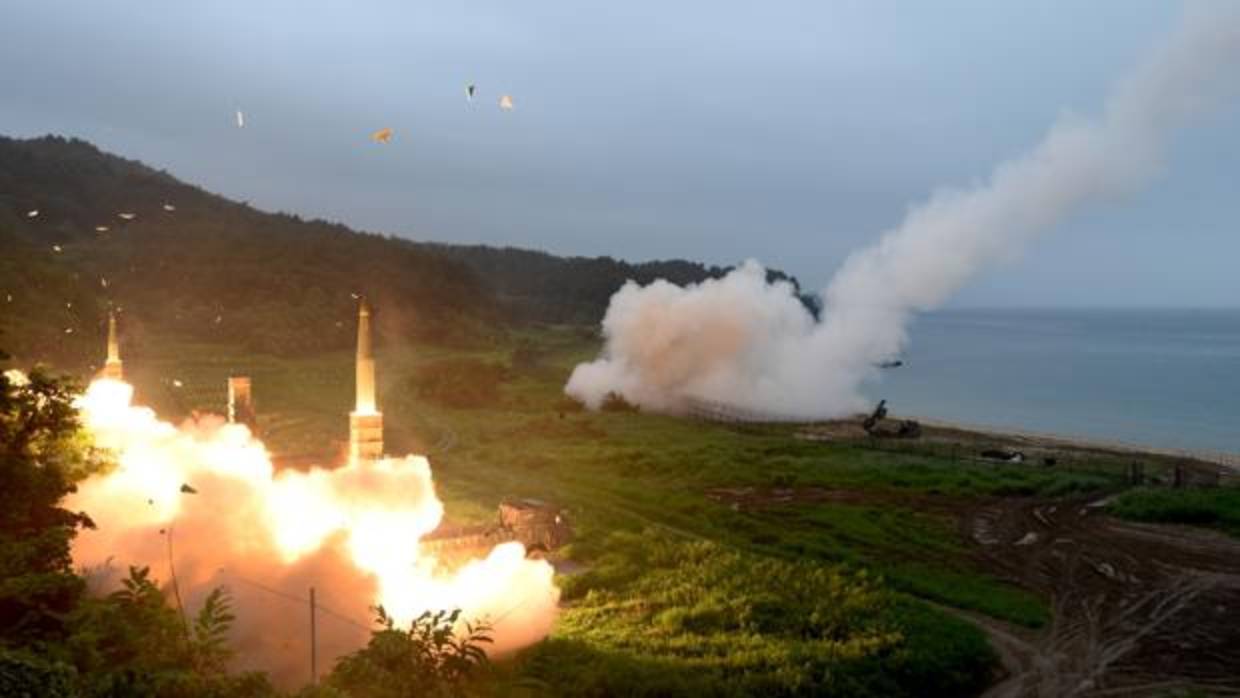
[309,586,317,685]
[165,524,190,641]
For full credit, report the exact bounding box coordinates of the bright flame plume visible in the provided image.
[69,378,558,681]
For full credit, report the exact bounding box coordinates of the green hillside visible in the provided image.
[0,134,807,369]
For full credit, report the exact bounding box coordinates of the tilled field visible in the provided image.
[967,496,1240,697]
[704,484,1240,697]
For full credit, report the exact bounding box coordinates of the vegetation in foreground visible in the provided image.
[529,531,994,697]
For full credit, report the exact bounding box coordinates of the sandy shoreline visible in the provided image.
[904,414,1240,471]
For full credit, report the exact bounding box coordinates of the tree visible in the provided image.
[66,566,267,697]
[0,351,271,697]
[328,607,492,698]
[0,355,96,647]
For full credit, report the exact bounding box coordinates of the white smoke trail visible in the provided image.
[566,2,1240,418]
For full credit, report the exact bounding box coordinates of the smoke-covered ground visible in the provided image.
[68,379,559,685]
[567,2,1240,419]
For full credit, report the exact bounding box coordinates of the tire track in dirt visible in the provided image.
[963,497,1240,697]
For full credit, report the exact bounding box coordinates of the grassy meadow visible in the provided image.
[99,325,1159,696]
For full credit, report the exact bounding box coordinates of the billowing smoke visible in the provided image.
[69,379,559,685]
[567,2,1240,418]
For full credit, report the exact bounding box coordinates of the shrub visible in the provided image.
[328,607,491,698]
[599,392,638,412]
[0,649,76,697]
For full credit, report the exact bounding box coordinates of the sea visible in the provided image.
[866,308,1240,456]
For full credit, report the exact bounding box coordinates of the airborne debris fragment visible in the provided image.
[118,213,136,220]
[163,203,176,212]
[371,127,393,143]
[499,94,514,111]
[466,84,476,101]
[236,110,245,128]
[180,483,198,494]
[172,379,183,388]
[95,226,109,232]
[52,245,62,252]
[26,210,39,218]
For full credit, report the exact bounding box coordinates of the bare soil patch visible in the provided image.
[964,496,1240,697]
[706,482,1240,696]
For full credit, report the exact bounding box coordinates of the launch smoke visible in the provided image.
[567,2,1240,418]
[69,379,559,685]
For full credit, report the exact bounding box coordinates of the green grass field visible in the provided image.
[1109,487,1240,537]
[101,325,1157,695]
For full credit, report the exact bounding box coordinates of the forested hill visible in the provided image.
[0,134,806,366]
[428,244,810,325]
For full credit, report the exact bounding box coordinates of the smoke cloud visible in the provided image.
[567,2,1240,418]
[69,379,559,686]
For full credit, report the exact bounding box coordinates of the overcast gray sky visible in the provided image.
[3,1,1237,306]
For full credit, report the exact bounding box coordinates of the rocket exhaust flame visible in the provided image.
[69,378,559,683]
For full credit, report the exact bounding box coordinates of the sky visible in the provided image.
[2,1,1237,307]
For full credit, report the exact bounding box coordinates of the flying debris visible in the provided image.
[466,84,476,101]
[180,483,198,495]
[26,210,39,218]
[214,315,222,324]
[95,226,109,233]
[371,127,393,143]
[118,213,136,221]
[4,295,10,303]
[876,360,904,369]
[51,245,62,253]
[499,94,514,111]
[163,203,176,212]
[64,328,73,334]
[236,110,245,128]
[100,278,109,288]
[172,379,184,388]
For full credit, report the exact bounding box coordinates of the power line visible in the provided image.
[215,567,373,633]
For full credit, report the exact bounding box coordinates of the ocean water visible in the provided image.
[866,308,1240,455]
